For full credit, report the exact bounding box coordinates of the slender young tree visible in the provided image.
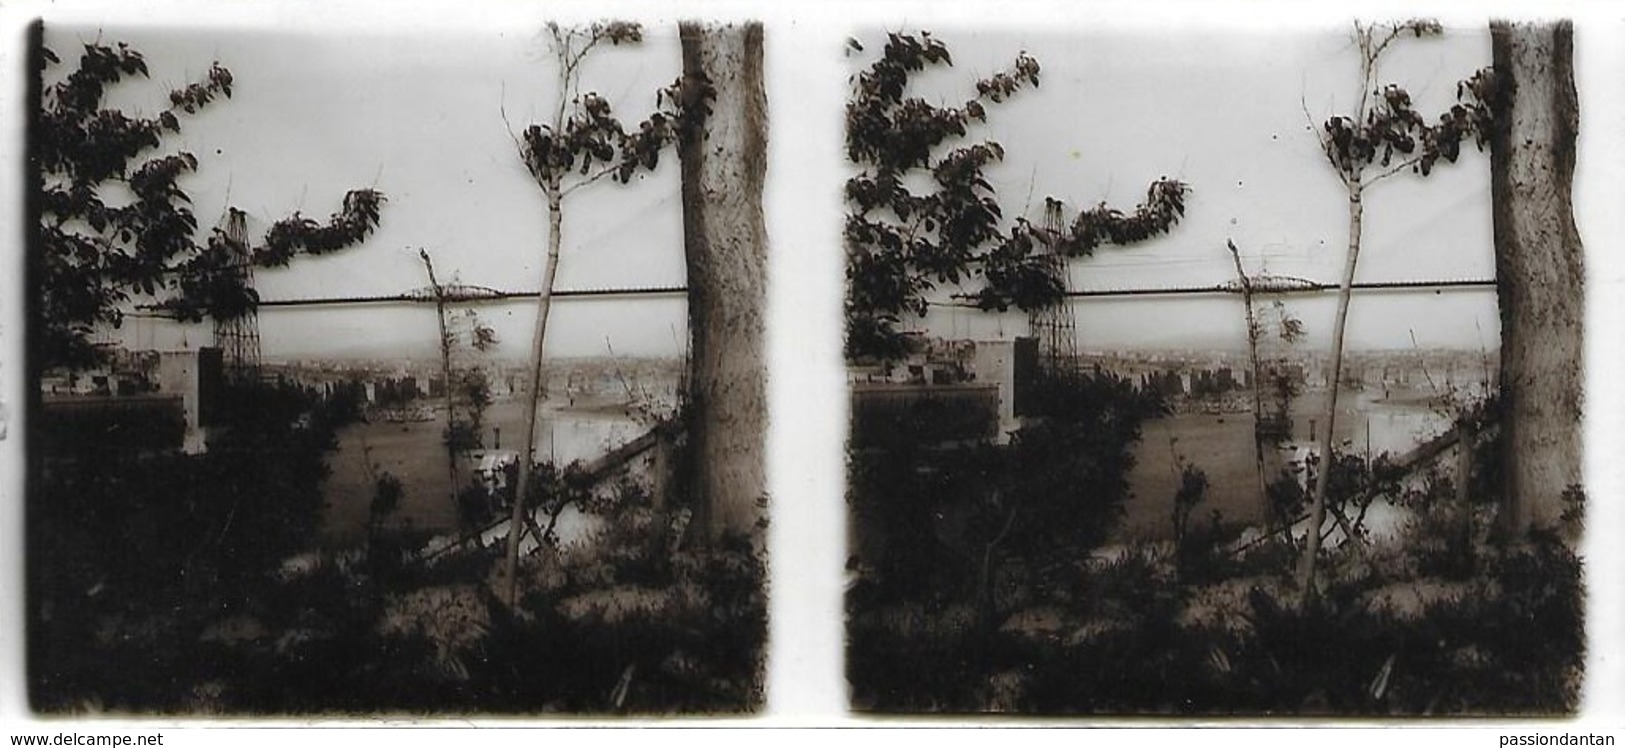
[1486,21,1584,537]
[1297,20,1491,594]
[420,249,460,492]
[1228,240,1277,531]
[675,22,770,541]
[1227,241,1308,535]
[419,249,499,519]
[504,22,683,604]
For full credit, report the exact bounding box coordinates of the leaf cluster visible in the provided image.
[255,189,386,266]
[519,22,705,193]
[521,95,678,187]
[1322,87,1490,179]
[843,32,1188,361]
[34,40,384,369]
[1319,21,1493,182]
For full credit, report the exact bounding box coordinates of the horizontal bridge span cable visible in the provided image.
[938,278,1494,305]
[251,286,690,308]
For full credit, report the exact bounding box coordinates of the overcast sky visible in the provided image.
[54,19,1500,360]
[869,24,1499,351]
[48,21,689,359]
[11,3,1625,725]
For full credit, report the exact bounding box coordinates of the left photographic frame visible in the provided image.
[24,15,770,716]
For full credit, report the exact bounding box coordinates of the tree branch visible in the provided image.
[498,82,525,157]
[1362,154,1426,186]
[559,161,626,197]
[1301,93,1348,185]
[565,33,605,80]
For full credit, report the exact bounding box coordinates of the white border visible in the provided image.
[0,0,1619,734]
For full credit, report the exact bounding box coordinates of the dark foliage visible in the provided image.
[35,397,187,455]
[849,391,998,451]
[1267,470,1308,530]
[844,32,1187,361]
[442,368,494,456]
[999,371,1166,567]
[493,531,766,713]
[251,191,385,268]
[848,368,1164,706]
[33,39,383,370]
[1170,462,1228,584]
[852,527,1582,714]
[517,22,699,193]
[851,378,1581,714]
[1317,22,1493,181]
[33,389,765,714]
[850,369,1160,595]
[30,382,358,710]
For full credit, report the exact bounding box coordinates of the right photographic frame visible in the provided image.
[842,20,1585,715]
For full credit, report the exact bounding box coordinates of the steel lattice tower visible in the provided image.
[1028,198,1078,374]
[213,208,262,383]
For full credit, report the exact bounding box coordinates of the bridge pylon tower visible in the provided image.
[1028,198,1079,375]
[213,208,262,384]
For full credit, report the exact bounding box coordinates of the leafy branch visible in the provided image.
[35,40,384,368]
[1315,20,1493,186]
[844,32,1188,359]
[518,22,704,196]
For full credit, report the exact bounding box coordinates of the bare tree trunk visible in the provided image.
[1489,21,1584,537]
[506,186,563,606]
[677,22,769,541]
[419,250,460,502]
[1228,240,1274,532]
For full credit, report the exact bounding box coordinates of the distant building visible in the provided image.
[156,347,223,454]
[973,339,1018,438]
[41,346,222,456]
[850,336,1036,449]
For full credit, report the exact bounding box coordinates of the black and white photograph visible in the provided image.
[22,14,770,714]
[844,20,1587,714]
[5,0,1625,739]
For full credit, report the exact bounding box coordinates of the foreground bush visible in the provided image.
[849,508,1582,715]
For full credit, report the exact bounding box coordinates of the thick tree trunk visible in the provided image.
[1489,21,1584,536]
[677,22,769,541]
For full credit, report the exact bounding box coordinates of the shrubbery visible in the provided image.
[848,374,1583,714]
[32,380,765,714]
